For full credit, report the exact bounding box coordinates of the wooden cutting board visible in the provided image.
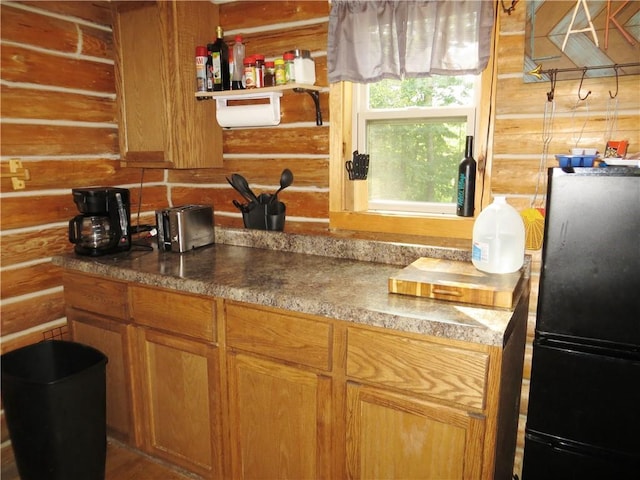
[388,257,525,308]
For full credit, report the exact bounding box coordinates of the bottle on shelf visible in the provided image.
[243,56,256,89]
[288,49,316,85]
[231,34,245,90]
[283,52,295,84]
[274,58,286,86]
[209,26,230,91]
[264,61,276,87]
[195,46,207,92]
[456,135,476,217]
[254,54,265,88]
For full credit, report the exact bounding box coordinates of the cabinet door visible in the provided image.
[68,308,137,445]
[346,383,485,480]
[112,0,221,169]
[136,328,222,478]
[227,353,332,479]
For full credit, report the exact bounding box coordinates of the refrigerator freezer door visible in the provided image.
[526,340,640,456]
[522,432,640,479]
[537,168,640,348]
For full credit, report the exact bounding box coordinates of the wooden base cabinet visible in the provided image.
[67,309,137,444]
[134,328,221,478]
[227,353,332,479]
[63,272,527,480]
[224,301,334,479]
[64,273,138,445]
[345,383,485,479]
[130,285,222,479]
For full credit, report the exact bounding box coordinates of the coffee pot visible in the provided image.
[68,187,131,256]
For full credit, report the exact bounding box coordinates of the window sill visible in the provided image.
[329,211,474,240]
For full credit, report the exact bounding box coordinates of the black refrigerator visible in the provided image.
[522,167,640,478]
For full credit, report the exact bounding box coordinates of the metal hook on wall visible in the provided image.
[609,65,619,99]
[501,0,519,15]
[578,67,591,100]
[546,69,557,102]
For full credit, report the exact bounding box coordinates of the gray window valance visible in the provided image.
[328,0,495,83]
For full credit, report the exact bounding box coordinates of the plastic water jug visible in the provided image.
[472,196,525,274]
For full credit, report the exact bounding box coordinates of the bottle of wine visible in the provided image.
[209,26,230,91]
[456,135,476,217]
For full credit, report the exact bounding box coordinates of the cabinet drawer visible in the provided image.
[346,328,489,409]
[64,272,128,320]
[130,285,216,343]
[225,302,332,371]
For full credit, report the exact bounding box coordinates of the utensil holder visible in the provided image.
[242,195,286,231]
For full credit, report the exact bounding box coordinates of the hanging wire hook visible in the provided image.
[578,67,591,100]
[546,69,557,102]
[609,65,619,99]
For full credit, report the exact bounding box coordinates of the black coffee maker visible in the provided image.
[68,187,131,256]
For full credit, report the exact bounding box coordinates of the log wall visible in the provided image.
[170,0,331,235]
[1,0,638,476]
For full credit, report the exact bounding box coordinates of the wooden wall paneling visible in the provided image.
[496,75,640,114]
[168,186,328,220]
[493,114,639,154]
[0,159,157,192]
[16,1,113,26]
[0,291,66,336]
[0,263,62,300]
[1,194,79,230]
[1,44,114,91]
[0,86,116,123]
[1,228,72,266]
[1,5,94,53]
[0,124,118,156]
[223,24,329,64]
[167,158,329,187]
[220,1,329,30]
[211,0,330,236]
[223,127,329,155]
[279,89,330,123]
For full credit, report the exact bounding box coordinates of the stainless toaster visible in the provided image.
[156,205,214,252]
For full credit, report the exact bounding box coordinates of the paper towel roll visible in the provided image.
[215,93,282,128]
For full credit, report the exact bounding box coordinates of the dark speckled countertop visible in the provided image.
[52,228,529,346]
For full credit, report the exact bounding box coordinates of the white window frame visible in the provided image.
[351,77,481,216]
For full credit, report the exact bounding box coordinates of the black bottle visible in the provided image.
[456,135,476,217]
[209,26,230,91]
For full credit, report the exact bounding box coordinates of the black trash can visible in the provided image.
[1,340,108,480]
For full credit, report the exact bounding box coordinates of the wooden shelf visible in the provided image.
[194,83,321,99]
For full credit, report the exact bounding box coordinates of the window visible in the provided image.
[353,75,479,216]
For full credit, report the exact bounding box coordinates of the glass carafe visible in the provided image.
[69,215,115,249]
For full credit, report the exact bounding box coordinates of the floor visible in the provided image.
[1,439,198,480]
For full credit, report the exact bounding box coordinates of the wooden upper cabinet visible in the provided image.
[111,0,222,169]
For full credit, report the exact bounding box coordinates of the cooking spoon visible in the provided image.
[230,174,259,203]
[269,168,294,204]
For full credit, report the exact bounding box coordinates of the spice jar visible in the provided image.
[254,54,265,88]
[243,56,256,89]
[288,49,316,85]
[274,58,286,86]
[283,52,296,84]
[264,61,276,87]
